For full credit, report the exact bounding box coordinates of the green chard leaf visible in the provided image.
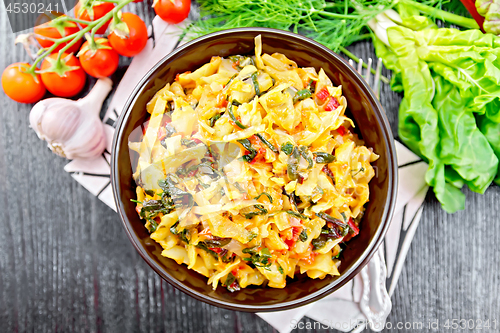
[287,147,300,181]
[237,138,258,163]
[169,221,189,243]
[284,210,308,221]
[209,113,222,127]
[332,246,343,259]
[477,115,500,185]
[148,219,158,233]
[225,272,236,287]
[195,242,220,259]
[377,24,498,213]
[225,272,240,292]
[299,229,308,242]
[386,23,500,212]
[314,152,336,164]
[227,102,247,129]
[251,71,261,96]
[145,189,156,197]
[281,142,294,155]
[255,133,278,153]
[158,176,194,210]
[243,204,268,219]
[292,89,312,104]
[431,75,498,195]
[254,192,273,203]
[299,146,313,169]
[242,247,273,269]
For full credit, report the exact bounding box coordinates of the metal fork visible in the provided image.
[349,58,383,100]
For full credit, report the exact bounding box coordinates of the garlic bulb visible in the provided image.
[29,78,112,160]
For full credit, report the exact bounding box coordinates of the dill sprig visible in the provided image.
[187,0,396,81]
[188,0,470,66]
[190,0,396,53]
[187,0,470,85]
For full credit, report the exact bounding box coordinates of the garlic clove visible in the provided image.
[30,99,82,142]
[29,78,113,160]
[62,115,106,159]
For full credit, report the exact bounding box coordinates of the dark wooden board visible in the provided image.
[1,2,499,332]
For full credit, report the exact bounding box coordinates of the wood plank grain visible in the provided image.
[1,2,499,333]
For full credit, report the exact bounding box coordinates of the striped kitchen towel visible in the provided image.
[63,16,429,333]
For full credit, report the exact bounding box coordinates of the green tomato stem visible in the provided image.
[87,33,98,50]
[31,44,63,71]
[29,0,134,72]
[57,29,87,61]
[112,9,121,23]
[400,0,480,29]
[66,17,94,25]
[20,62,38,77]
[91,7,117,41]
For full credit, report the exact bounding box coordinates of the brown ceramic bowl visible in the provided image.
[111,28,398,312]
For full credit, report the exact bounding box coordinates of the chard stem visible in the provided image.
[400,0,479,29]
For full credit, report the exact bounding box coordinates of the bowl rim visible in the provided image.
[111,27,398,312]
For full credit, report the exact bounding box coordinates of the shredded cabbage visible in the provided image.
[130,35,378,291]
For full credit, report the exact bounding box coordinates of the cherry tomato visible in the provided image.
[108,13,148,57]
[34,16,82,53]
[40,53,86,97]
[2,63,46,103]
[74,0,115,35]
[79,38,119,78]
[154,0,191,24]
